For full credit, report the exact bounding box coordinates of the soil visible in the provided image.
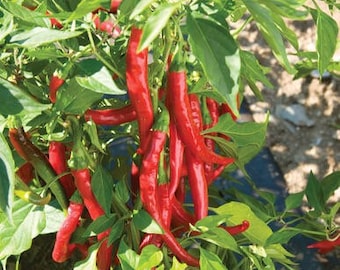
[236,4,340,201]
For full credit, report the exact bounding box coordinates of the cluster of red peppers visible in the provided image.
[9,3,251,269]
[88,26,248,267]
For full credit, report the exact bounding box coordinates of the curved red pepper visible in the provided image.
[52,200,84,263]
[185,150,208,220]
[307,235,340,254]
[49,141,76,199]
[84,104,137,125]
[167,70,233,166]
[71,168,113,270]
[139,126,199,266]
[126,27,154,153]
[168,122,184,199]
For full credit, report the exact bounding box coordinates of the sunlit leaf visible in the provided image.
[187,13,240,115]
[9,27,82,48]
[139,3,179,51]
[0,199,45,259]
[0,134,15,219]
[199,248,228,270]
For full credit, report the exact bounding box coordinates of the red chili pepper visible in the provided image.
[139,108,199,266]
[307,234,340,254]
[168,122,184,200]
[16,162,34,185]
[110,0,121,13]
[49,141,76,199]
[222,220,250,235]
[167,70,233,166]
[71,168,113,270]
[185,150,208,220]
[52,199,84,263]
[184,94,208,220]
[206,164,226,185]
[92,14,121,38]
[175,177,186,204]
[204,97,219,174]
[8,120,68,211]
[49,74,65,103]
[84,104,137,125]
[126,27,154,154]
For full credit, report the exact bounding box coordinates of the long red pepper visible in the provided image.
[204,97,219,174]
[68,117,112,270]
[186,94,208,220]
[8,120,68,211]
[52,199,84,262]
[167,70,233,166]
[49,141,76,199]
[126,27,154,153]
[71,168,112,270]
[84,104,137,125]
[185,150,208,220]
[139,109,199,266]
[168,122,184,200]
[307,234,340,254]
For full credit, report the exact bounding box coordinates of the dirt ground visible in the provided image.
[237,5,340,201]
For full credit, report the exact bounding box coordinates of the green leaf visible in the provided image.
[170,257,187,270]
[313,8,339,74]
[240,50,273,99]
[55,78,102,114]
[0,199,45,259]
[199,248,228,270]
[195,214,230,229]
[132,209,163,234]
[129,0,154,19]
[0,134,15,219]
[82,214,117,238]
[305,172,325,213]
[203,108,268,147]
[213,202,294,263]
[265,229,300,245]
[9,27,82,48]
[92,165,114,215]
[74,242,99,270]
[1,2,47,27]
[108,219,124,245]
[321,171,340,203]
[0,77,50,115]
[75,59,125,95]
[195,227,239,253]
[40,203,65,234]
[67,0,103,21]
[118,239,140,270]
[83,121,105,153]
[0,11,15,42]
[187,13,240,115]
[139,3,178,51]
[285,191,304,211]
[242,0,295,73]
[138,245,163,270]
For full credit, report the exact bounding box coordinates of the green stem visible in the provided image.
[86,28,123,78]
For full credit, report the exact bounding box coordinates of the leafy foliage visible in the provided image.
[0,0,339,269]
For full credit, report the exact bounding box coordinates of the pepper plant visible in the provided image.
[0,0,339,269]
